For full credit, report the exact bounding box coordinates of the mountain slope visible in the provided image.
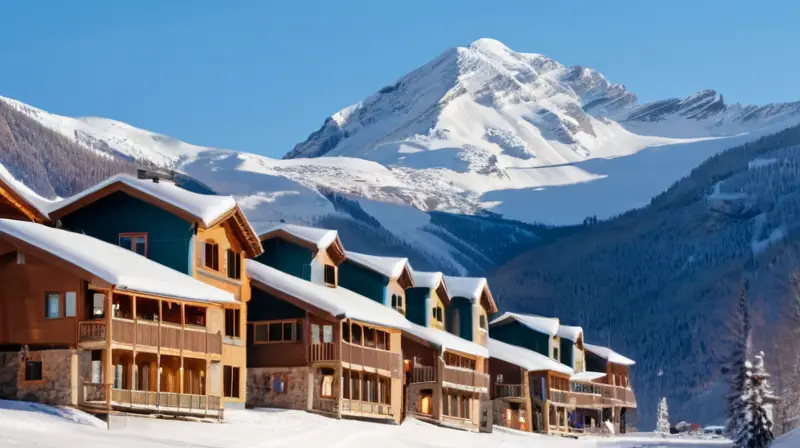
[489,124,800,429]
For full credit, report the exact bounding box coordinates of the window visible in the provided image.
[271,373,288,393]
[496,374,504,383]
[226,249,241,279]
[392,294,403,312]
[553,347,559,361]
[323,325,333,343]
[119,233,147,256]
[225,309,240,338]
[223,366,240,398]
[25,360,42,381]
[312,324,321,344]
[65,292,76,317]
[324,265,336,285]
[253,320,302,343]
[321,370,334,397]
[461,395,471,419]
[391,295,397,308]
[203,241,219,270]
[479,315,487,330]
[45,293,60,319]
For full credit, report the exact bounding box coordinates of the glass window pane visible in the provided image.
[269,323,282,341]
[46,293,60,319]
[134,236,146,256]
[254,324,268,342]
[65,292,76,317]
[283,322,294,341]
[323,325,333,343]
[295,321,303,341]
[119,236,132,250]
[312,325,320,344]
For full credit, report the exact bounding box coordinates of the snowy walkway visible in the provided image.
[0,399,734,447]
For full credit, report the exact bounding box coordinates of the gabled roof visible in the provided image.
[584,343,636,366]
[345,251,414,289]
[404,323,488,358]
[47,174,262,257]
[0,164,52,222]
[246,259,408,330]
[488,338,573,375]
[410,271,450,306]
[557,324,584,342]
[258,224,345,264]
[443,276,498,313]
[0,219,234,304]
[490,312,560,336]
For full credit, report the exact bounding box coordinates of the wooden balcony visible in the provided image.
[310,342,337,362]
[494,383,523,399]
[81,383,222,418]
[78,319,222,356]
[340,343,402,376]
[442,365,489,392]
[341,399,393,417]
[409,365,436,384]
[595,384,637,408]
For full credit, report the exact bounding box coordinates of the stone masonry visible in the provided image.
[0,349,76,405]
[247,367,309,410]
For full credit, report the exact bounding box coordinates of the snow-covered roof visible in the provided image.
[0,219,234,304]
[488,338,573,374]
[49,174,237,227]
[345,251,411,281]
[489,312,560,336]
[258,223,339,250]
[404,323,488,358]
[246,259,409,330]
[0,164,54,221]
[444,276,486,302]
[556,324,583,342]
[570,371,607,383]
[413,271,444,289]
[584,343,636,366]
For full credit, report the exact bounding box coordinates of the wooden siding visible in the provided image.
[337,260,387,305]
[255,238,313,281]
[0,250,85,346]
[489,357,524,399]
[58,191,194,274]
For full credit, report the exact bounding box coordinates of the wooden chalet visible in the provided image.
[46,172,262,408]
[488,337,574,434]
[401,272,492,432]
[442,276,498,345]
[0,166,50,223]
[0,219,235,418]
[246,260,405,423]
[584,343,637,433]
[338,251,414,313]
[256,224,346,286]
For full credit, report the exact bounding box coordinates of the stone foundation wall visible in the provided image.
[0,349,77,405]
[247,367,309,410]
[312,366,339,414]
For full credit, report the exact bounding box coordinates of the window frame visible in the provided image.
[45,292,62,319]
[226,249,242,280]
[119,233,148,257]
[24,360,43,382]
[252,319,303,344]
[323,264,336,286]
[203,241,220,271]
[224,308,240,339]
[223,365,240,398]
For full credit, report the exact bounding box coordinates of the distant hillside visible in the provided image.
[490,124,800,429]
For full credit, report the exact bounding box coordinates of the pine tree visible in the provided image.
[656,397,670,436]
[725,281,751,437]
[733,352,776,448]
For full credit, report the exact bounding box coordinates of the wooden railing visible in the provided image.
[79,321,106,342]
[78,319,222,355]
[494,383,523,398]
[410,365,436,383]
[442,365,490,391]
[310,343,337,362]
[341,343,402,376]
[341,399,392,416]
[81,382,110,404]
[595,384,637,407]
[103,387,222,416]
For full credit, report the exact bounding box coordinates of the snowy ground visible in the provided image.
[0,399,731,447]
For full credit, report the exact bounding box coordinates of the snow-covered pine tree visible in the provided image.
[733,352,776,448]
[725,281,751,437]
[655,397,670,436]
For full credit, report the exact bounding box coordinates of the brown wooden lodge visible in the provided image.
[0,170,637,435]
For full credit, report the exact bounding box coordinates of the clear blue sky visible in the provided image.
[1,0,796,157]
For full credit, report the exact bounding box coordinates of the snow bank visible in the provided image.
[0,219,234,304]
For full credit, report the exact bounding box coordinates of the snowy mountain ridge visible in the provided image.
[3,38,800,226]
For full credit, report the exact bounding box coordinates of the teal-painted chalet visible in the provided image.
[254,224,345,286]
[442,276,497,345]
[489,312,562,361]
[338,251,414,313]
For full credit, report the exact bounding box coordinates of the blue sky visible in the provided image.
[1,0,796,157]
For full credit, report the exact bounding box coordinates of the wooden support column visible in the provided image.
[104,290,113,410]
[180,303,185,394]
[522,369,533,432]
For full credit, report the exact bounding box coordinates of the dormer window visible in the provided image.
[324,265,336,286]
[391,294,404,312]
[432,306,444,323]
[203,241,219,270]
[479,315,487,330]
[226,249,241,279]
[553,347,559,361]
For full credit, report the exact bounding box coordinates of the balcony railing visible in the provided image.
[594,384,637,407]
[410,365,436,383]
[310,343,337,362]
[312,396,337,414]
[341,343,402,375]
[78,319,222,355]
[494,383,523,398]
[442,365,490,391]
[341,399,392,417]
[82,383,222,417]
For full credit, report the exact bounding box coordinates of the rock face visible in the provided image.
[246,367,310,410]
[0,349,76,405]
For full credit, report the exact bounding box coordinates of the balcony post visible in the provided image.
[522,369,532,432]
[105,291,113,411]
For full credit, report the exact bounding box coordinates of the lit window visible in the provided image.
[321,374,334,397]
